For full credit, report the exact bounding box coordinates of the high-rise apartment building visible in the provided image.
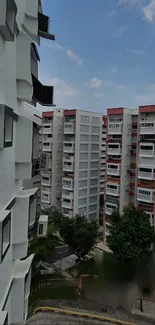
[41,109,102,221]
[41,110,64,209]
[99,116,107,227]
[62,109,102,220]
[136,105,155,227]
[104,107,138,241]
[0,0,54,324]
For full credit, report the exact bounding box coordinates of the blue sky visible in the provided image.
[39,0,155,114]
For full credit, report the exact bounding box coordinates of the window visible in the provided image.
[140,145,153,151]
[107,164,118,169]
[0,211,11,263]
[0,0,18,42]
[80,125,89,133]
[107,184,117,189]
[38,224,43,235]
[79,171,88,178]
[139,167,152,173]
[0,105,14,148]
[108,144,119,149]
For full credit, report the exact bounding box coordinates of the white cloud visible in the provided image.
[42,41,83,66]
[94,92,104,98]
[66,49,83,66]
[104,81,113,86]
[108,25,130,39]
[55,43,83,66]
[143,0,155,22]
[86,77,103,88]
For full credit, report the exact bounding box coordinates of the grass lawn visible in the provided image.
[29,283,77,304]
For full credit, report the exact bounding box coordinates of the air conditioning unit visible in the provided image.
[37,215,49,238]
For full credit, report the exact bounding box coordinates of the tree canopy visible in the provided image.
[107,206,155,263]
[60,214,99,261]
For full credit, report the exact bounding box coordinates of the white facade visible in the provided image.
[41,110,64,210]
[62,109,102,221]
[104,107,138,242]
[0,0,54,324]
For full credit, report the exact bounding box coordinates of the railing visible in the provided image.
[63,145,74,153]
[107,147,120,155]
[139,149,154,157]
[137,191,153,203]
[106,187,118,196]
[62,200,73,209]
[63,164,74,172]
[138,171,153,180]
[108,123,122,135]
[107,168,120,176]
[140,124,155,134]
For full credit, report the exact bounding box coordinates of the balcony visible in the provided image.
[138,167,154,180]
[140,122,155,134]
[62,178,74,190]
[137,187,154,203]
[63,142,75,153]
[105,202,118,215]
[62,199,73,209]
[62,190,73,200]
[107,164,120,176]
[107,143,121,156]
[64,122,75,134]
[42,142,52,152]
[41,174,51,186]
[41,191,51,204]
[43,123,53,134]
[106,182,119,197]
[32,74,54,106]
[139,143,154,157]
[38,12,55,40]
[63,161,74,172]
[108,122,122,135]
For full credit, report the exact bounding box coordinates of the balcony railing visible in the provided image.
[63,163,74,172]
[108,122,122,135]
[42,143,52,152]
[62,200,73,209]
[43,124,53,134]
[107,146,121,155]
[107,167,120,176]
[62,181,73,190]
[64,122,75,134]
[139,149,154,157]
[63,144,74,153]
[106,184,119,196]
[62,191,73,200]
[41,177,51,186]
[140,122,155,134]
[138,170,153,180]
[137,188,154,203]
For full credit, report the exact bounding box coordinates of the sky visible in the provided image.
[39,0,155,114]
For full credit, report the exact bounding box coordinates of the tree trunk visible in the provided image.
[140,299,143,313]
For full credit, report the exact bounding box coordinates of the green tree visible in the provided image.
[60,215,99,261]
[107,206,155,263]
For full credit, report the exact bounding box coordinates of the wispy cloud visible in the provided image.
[43,41,83,66]
[143,0,155,22]
[55,44,83,66]
[86,77,103,88]
[108,25,130,39]
[127,48,145,54]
